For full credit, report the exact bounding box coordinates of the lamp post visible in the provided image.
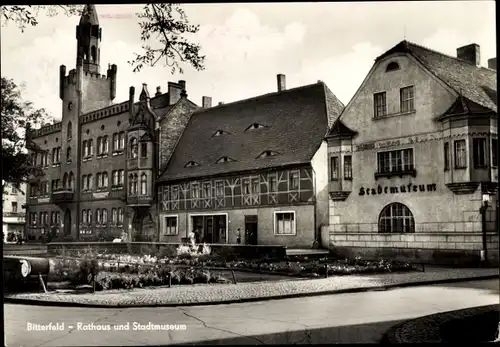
[480,193,491,264]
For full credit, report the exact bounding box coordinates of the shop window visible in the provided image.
[378,203,415,233]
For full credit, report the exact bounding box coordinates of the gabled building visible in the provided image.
[156,75,344,247]
[324,40,498,264]
[2,183,27,242]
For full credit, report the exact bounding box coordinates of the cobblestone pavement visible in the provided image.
[384,304,500,343]
[4,267,498,307]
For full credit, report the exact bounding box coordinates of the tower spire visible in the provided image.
[76,4,101,73]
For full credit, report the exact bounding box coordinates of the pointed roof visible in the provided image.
[376,40,497,113]
[439,94,493,120]
[157,81,344,182]
[326,118,358,138]
[79,4,99,25]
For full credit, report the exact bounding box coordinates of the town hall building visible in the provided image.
[24,5,344,248]
[323,40,498,264]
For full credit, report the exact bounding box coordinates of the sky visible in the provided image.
[1,2,496,122]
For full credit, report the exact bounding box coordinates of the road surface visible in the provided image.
[5,279,499,345]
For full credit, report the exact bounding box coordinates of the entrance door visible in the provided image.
[204,216,214,243]
[63,209,71,236]
[245,215,258,245]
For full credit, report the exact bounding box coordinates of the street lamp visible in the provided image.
[480,193,491,263]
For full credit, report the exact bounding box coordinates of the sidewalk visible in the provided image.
[4,267,498,308]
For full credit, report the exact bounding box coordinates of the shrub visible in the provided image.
[71,258,99,285]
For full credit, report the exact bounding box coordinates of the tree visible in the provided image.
[1,77,48,190]
[0,4,205,74]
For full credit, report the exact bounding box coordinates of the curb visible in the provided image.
[4,274,498,309]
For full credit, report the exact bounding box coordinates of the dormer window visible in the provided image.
[245,123,267,131]
[386,62,400,72]
[185,161,200,168]
[257,150,278,158]
[212,130,230,137]
[216,156,236,164]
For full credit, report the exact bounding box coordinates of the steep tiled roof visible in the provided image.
[376,40,497,112]
[158,82,344,182]
[326,118,358,138]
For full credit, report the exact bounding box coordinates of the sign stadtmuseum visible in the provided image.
[359,183,437,196]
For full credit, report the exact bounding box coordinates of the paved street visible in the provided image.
[5,279,499,346]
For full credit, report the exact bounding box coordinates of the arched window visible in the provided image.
[69,172,74,191]
[52,148,57,163]
[91,46,96,62]
[140,173,147,195]
[103,172,108,188]
[103,136,109,154]
[386,61,400,72]
[87,174,93,190]
[102,209,108,224]
[119,132,125,150]
[88,139,93,156]
[133,174,138,195]
[96,209,101,224]
[112,208,117,225]
[66,146,72,162]
[83,210,87,225]
[63,173,68,189]
[130,137,138,158]
[67,122,72,141]
[378,203,415,233]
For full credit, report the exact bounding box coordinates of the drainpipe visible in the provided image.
[311,165,319,249]
[480,191,491,264]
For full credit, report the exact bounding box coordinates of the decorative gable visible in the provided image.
[212,130,230,137]
[216,156,236,164]
[184,161,200,168]
[257,150,279,158]
[245,123,267,131]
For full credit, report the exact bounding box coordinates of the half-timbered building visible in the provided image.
[156,76,344,248]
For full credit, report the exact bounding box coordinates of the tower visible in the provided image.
[55,4,118,240]
[76,4,101,74]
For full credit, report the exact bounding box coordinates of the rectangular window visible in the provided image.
[473,138,487,168]
[140,143,148,158]
[164,216,178,235]
[215,181,224,196]
[492,138,498,167]
[444,142,450,171]
[202,183,211,198]
[400,86,415,113]
[119,170,124,185]
[242,179,251,195]
[113,133,119,151]
[454,139,467,169]
[268,174,277,192]
[344,156,352,179]
[377,149,414,174]
[82,175,87,191]
[171,186,179,200]
[330,156,339,180]
[11,202,18,212]
[374,92,387,118]
[251,178,260,194]
[274,212,296,235]
[289,171,299,190]
[111,208,117,224]
[190,183,199,199]
[119,133,125,150]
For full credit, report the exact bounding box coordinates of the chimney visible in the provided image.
[488,57,497,71]
[202,96,212,108]
[168,82,182,105]
[456,44,480,66]
[277,74,286,92]
[178,80,186,90]
[155,86,161,97]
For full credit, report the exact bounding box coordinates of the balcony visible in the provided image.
[127,194,153,206]
[51,188,74,204]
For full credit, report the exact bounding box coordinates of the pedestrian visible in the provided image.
[236,228,241,244]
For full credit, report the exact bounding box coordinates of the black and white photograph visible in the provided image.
[2,1,498,345]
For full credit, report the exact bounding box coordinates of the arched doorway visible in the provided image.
[63,209,71,236]
[131,209,156,242]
